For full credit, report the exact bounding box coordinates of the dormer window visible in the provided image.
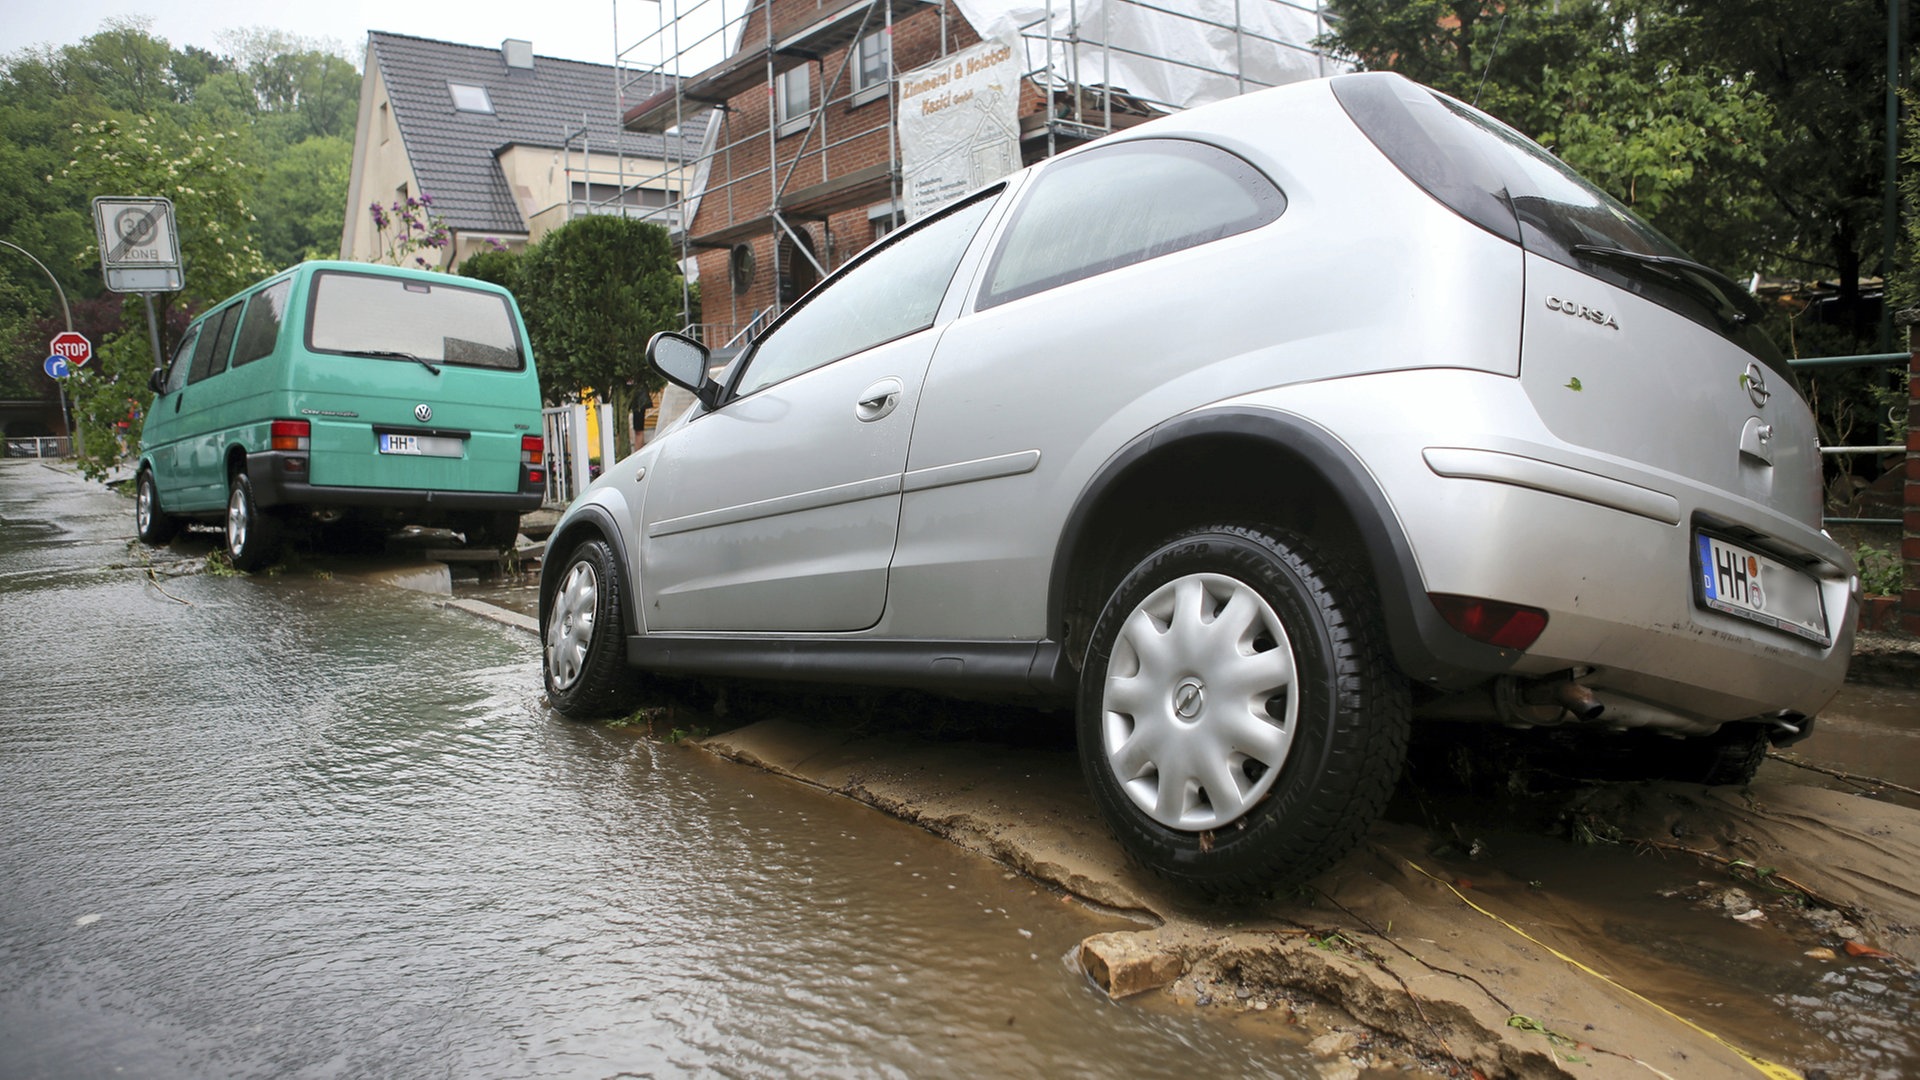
[449,82,494,114]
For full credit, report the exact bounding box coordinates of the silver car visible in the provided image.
[539,72,1855,893]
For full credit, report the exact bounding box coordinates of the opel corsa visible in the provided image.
[539,73,1856,893]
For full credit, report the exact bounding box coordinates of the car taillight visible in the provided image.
[521,435,544,466]
[1429,594,1548,650]
[271,419,310,452]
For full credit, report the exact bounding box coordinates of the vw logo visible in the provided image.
[414,403,433,423]
[1742,363,1770,409]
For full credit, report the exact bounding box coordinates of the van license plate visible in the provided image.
[1694,532,1828,645]
[378,433,462,457]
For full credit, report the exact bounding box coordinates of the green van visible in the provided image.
[133,261,547,570]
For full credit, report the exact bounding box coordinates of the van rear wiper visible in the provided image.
[343,348,441,376]
[1569,244,1764,328]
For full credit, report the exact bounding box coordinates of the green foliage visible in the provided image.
[1895,89,1920,315]
[57,114,272,478]
[0,20,355,471]
[1855,544,1904,597]
[456,247,523,291]
[1322,0,1917,351]
[514,216,686,456]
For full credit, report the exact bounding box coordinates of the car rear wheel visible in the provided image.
[135,469,178,545]
[226,471,283,572]
[543,538,640,718]
[1077,524,1410,894]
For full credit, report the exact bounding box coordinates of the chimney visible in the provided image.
[502,39,533,70]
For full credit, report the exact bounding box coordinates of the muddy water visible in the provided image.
[1767,683,1920,808]
[0,461,1324,1078]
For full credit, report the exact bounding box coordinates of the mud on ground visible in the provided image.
[678,687,1920,1080]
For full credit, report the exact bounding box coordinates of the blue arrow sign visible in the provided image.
[44,355,70,379]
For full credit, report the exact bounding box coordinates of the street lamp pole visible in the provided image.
[0,239,78,454]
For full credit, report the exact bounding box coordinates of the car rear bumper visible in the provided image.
[247,451,543,513]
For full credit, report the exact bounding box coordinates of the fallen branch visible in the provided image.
[1766,751,1920,801]
[145,566,193,606]
[1634,838,1859,919]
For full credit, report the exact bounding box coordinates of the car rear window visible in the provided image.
[307,272,525,370]
[1333,72,1790,379]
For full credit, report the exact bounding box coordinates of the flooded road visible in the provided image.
[0,460,1325,1078]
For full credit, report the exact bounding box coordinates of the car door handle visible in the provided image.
[855,378,904,423]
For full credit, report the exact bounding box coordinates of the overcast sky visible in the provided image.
[0,0,716,70]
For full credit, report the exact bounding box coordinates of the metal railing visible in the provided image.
[1789,350,1908,527]
[4,436,71,458]
[540,402,618,510]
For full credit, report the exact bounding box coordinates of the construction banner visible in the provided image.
[898,37,1021,221]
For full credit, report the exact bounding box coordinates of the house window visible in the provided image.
[449,82,494,114]
[851,31,890,104]
[775,65,811,136]
[379,101,391,144]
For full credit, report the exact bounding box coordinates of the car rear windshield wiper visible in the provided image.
[1569,244,1765,328]
[342,348,441,375]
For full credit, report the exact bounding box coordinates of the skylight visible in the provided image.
[449,82,494,114]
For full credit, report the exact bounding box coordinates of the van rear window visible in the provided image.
[307,272,525,370]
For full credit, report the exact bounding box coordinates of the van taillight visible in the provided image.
[521,435,544,466]
[271,419,310,452]
[1430,594,1548,650]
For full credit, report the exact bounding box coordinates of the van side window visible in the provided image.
[189,305,241,384]
[978,139,1285,309]
[732,188,1000,397]
[163,325,199,394]
[230,280,292,368]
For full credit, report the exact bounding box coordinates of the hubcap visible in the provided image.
[1101,572,1298,831]
[545,560,599,691]
[227,484,249,555]
[137,477,154,532]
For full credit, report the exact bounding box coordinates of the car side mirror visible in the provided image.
[647,331,720,410]
[147,368,167,395]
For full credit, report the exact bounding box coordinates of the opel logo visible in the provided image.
[1742,363,1770,409]
[1174,678,1206,720]
[414,403,433,423]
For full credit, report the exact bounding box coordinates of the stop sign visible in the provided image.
[50,331,93,368]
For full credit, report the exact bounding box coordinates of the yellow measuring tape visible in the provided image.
[1403,858,1802,1080]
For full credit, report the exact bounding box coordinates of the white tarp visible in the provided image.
[898,37,1024,220]
[951,0,1341,112]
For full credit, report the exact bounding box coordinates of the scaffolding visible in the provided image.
[609,0,1338,347]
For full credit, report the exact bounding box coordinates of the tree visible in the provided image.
[514,217,686,458]
[57,113,271,477]
[1321,0,1919,350]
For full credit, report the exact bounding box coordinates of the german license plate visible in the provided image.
[378,433,463,457]
[1694,532,1828,645]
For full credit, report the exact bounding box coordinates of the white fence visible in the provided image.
[4,436,71,458]
[540,402,616,510]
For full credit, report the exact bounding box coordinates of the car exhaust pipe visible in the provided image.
[1519,678,1604,722]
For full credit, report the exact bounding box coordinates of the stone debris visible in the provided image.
[1080,932,1184,999]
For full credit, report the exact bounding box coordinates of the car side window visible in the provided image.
[162,324,200,394]
[189,304,241,385]
[230,279,292,367]
[978,139,1285,309]
[732,188,1001,398]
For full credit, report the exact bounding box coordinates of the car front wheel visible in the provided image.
[543,537,640,718]
[1077,524,1410,894]
[135,469,178,545]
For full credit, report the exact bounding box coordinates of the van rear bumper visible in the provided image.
[248,452,543,512]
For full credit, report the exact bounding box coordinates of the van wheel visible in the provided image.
[543,538,640,718]
[135,469,178,545]
[226,472,283,572]
[1077,524,1410,895]
[464,511,522,551]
